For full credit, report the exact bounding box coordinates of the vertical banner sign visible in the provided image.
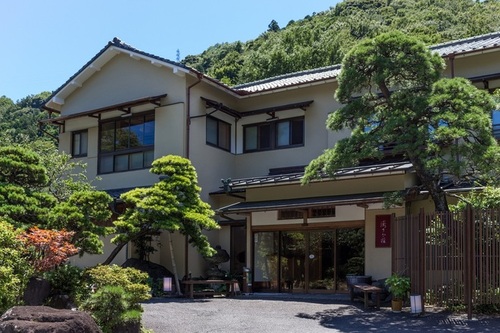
[375,214,391,247]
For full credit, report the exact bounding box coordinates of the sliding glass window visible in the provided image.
[98,112,154,174]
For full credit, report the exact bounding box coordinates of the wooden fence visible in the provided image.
[392,207,500,318]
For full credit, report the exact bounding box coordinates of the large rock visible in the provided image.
[121,258,174,280]
[23,277,51,306]
[0,306,101,333]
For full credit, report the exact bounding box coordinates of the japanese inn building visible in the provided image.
[42,31,500,294]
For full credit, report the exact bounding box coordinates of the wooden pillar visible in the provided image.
[419,208,426,313]
[465,205,474,320]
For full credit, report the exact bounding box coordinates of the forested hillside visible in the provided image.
[182,0,500,85]
[2,0,500,140]
[0,92,57,143]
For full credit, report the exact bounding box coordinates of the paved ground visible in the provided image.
[142,293,500,333]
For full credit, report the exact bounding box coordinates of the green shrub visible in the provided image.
[43,264,85,303]
[81,265,151,332]
[0,220,32,314]
[84,265,151,306]
[81,285,141,333]
[0,265,22,313]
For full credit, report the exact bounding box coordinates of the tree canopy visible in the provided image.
[303,31,500,211]
[0,144,113,255]
[106,155,219,264]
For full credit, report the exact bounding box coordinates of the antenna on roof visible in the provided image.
[176,49,180,62]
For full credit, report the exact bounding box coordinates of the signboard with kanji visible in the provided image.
[375,214,391,247]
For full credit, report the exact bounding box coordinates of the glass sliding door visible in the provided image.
[308,231,336,291]
[336,228,365,292]
[280,232,306,292]
[230,225,246,277]
[253,228,364,293]
[253,232,279,291]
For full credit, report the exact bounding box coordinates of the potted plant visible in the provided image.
[385,273,411,312]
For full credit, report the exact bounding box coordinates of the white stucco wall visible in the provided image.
[68,235,127,268]
[365,206,405,280]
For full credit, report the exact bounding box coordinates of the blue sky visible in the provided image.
[1,0,340,102]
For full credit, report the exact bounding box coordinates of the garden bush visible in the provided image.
[43,263,85,303]
[81,285,142,333]
[84,265,151,306]
[0,220,32,314]
[81,265,151,332]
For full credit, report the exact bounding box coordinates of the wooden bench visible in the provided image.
[350,283,383,309]
[182,279,239,299]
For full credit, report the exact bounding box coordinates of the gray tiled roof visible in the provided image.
[222,161,413,190]
[233,64,341,94]
[429,31,500,57]
[234,31,500,94]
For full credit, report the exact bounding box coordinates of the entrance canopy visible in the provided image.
[217,192,388,214]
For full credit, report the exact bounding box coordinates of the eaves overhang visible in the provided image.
[217,192,387,214]
[201,96,314,119]
[41,94,167,125]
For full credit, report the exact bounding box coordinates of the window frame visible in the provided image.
[98,111,155,174]
[206,116,231,151]
[278,206,336,220]
[71,130,88,158]
[243,116,304,153]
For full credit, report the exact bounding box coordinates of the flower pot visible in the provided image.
[391,299,403,312]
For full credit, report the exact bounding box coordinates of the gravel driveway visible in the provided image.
[142,294,500,333]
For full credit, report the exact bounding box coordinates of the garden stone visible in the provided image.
[0,306,101,333]
[23,277,51,306]
[46,294,76,310]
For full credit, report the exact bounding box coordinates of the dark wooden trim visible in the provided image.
[201,97,241,119]
[251,220,365,232]
[201,96,313,119]
[241,100,313,117]
[41,94,167,124]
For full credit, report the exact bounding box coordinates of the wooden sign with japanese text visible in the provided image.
[375,214,391,247]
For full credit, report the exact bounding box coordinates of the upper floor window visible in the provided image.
[72,130,88,157]
[244,117,304,152]
[206,116,231,151]
[98,112,154,174]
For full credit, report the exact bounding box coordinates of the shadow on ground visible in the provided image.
[297,305,500,332]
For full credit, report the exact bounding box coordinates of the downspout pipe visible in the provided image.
[448,54,455,78]
[186,72,203,159]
